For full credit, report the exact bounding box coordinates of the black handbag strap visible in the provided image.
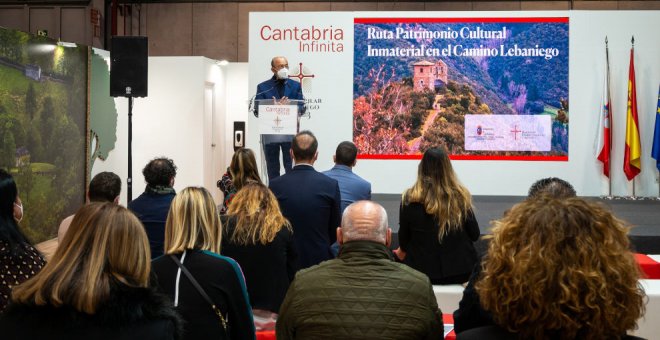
[169,254,228,332]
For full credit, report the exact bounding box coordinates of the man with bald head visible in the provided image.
[269,130,341,271]
[276,201,443,339]
[255,56,305,180]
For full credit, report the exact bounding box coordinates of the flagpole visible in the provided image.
[632,36,636,200]
[605,36,612,198]
[630,35,637,201]
[630,36,638,201]
[654,81,660,200]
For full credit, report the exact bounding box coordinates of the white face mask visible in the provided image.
[14,202,23,223]
[276,67,289,80]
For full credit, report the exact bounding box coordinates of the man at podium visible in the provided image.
[255,56,305,181]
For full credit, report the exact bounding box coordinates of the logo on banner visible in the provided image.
[289,62,315,92]
[260,25,345,53]
[510,125,521,140]
[476,125,483,136]
[290,62,322,113]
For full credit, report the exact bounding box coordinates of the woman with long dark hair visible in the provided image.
[397,147,479,284]
[0,169,45,312]
[217,148,263,214]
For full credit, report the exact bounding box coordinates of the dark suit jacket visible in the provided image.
[128,191,176,259]
[256,76,303,102]
[269,165,341,271]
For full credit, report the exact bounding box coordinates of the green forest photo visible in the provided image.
[0,27,88,243]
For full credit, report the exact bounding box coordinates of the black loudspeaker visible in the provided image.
[110,36,148,97]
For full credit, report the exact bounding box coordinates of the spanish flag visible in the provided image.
[624,47,641,181]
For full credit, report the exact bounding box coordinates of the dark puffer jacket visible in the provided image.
[0,282,183,340]
[276,241,444,340]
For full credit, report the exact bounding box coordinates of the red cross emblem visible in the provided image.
[510,125,521,140]
[289,62,315,87]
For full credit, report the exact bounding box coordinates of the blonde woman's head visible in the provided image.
[164,187,222,254]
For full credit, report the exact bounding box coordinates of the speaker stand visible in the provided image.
[127,96,133,202]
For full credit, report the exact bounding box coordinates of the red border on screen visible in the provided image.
[354,17,569,24]
[357,154,569,161]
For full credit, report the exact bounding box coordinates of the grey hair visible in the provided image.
[341,201,388,243]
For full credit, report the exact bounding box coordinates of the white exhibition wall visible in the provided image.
[89,11,660,200]
[248,10,660,196]
[91,54,230,206]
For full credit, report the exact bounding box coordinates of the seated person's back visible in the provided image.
[151,187,255,340]
[468,196,645,339]
[269,131,341,271]
[276,201,443,340]
[128,157,177,258]
[398,147,479,284]
[0,203,181,340]
[221,183,296,315]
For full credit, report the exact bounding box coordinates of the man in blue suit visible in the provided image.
[323,141,372,214]
[255,56,305,181]
[323,141,371,256]
[269,131,341,271]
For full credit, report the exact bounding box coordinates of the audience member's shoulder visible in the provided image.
[268,174,286,188]
[127,192,147,207]
[316,170,339,184]
[389,260,433,283]
[199,250,240,267]
[355,173,371,186]
[292,258,339,280]
[196,251,247,280]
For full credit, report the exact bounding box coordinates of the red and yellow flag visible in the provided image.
[624,48,641,181]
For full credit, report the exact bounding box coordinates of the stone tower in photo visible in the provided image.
[413,60,448,92]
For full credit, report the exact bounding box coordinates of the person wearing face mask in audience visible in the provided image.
[0,169,46,312]
[254,56,305,181]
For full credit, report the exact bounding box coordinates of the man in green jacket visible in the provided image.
[276,200,444,339]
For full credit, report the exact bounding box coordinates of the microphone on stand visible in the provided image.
[248,84,277,117]
[248,85,284,118]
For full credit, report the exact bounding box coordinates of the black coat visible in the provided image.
[151,250,256,340]
[456,325,647,340]
[453,264,494,333]
[221,216,297,313]
[399,202,480,284]
[0,283,182,340]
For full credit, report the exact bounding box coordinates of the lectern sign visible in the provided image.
[259,105,298,135]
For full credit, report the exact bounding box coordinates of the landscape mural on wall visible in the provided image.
[353,18,569,160]
[0,27,88,243]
